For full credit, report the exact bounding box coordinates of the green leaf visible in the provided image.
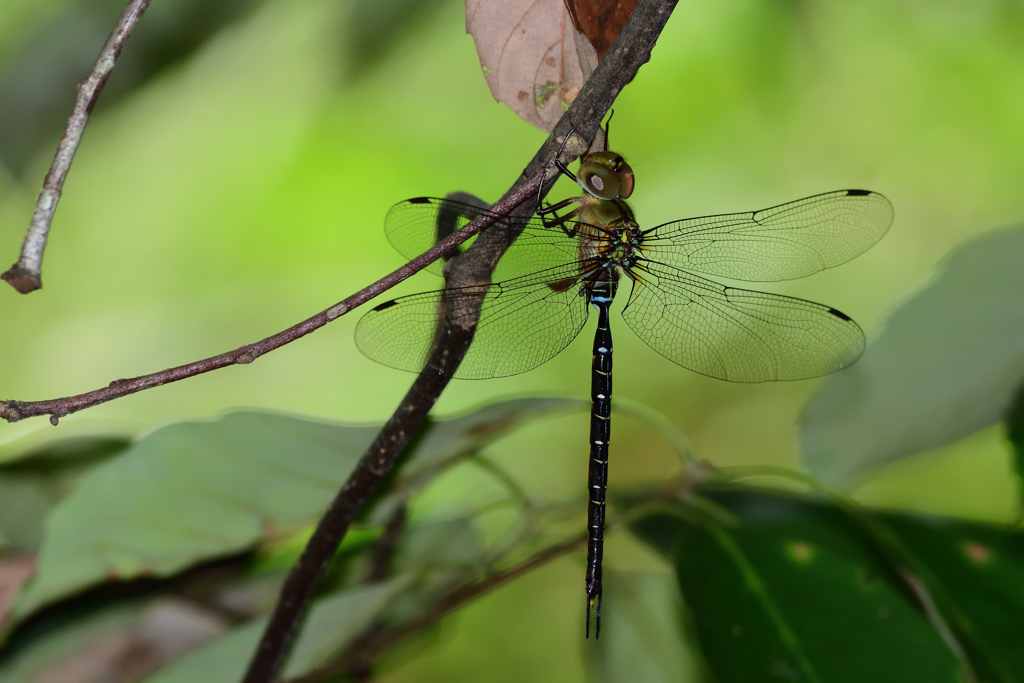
[1006,383,1024,501]
[0,436,131,551]
[586,569,699,683]
[13,411,373,620]
[0,601,151,682]
[878,512,1024,681]
[368,397,584,523]
[395,517,482,573]
[15,399,578,621]
[145,576,410,683]
[282,576,412,678]
[800,226,1024,485]
[382,517,483,622]
[631,489,966,683]
[399,397,583,475]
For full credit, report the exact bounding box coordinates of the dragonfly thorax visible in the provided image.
[576,194,644,306]
[577,195,643,266]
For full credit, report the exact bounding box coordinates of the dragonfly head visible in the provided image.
[577,151,634,201]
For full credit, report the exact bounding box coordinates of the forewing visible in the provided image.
[621,260,865,382]
[642,190,892,282]
[383,196,581,279]
[355,264,589,379]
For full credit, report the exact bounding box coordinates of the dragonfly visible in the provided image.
[355,137,893,637]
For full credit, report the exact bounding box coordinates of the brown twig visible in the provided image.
[0,179,543,426]
[348,503,407,682]
[282,532,589,683]
[1,0,153,294]
[243,241,502,683]
[358,504,415,682]
[363,504,407,584]
[242,2,679,681]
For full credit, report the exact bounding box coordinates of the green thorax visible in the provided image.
[576,194,643,267]
[569,149,644,301]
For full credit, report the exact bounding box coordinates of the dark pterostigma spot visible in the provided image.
[828,308,853,321]
[373,300,399,311]
[409,197,432,204]
[845,189,871,197]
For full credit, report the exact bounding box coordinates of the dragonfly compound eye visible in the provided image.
[579,164,617,199]
[578,153,634,200]
[615,162,635,199]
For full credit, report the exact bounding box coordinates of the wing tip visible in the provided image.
[372,300,399,312]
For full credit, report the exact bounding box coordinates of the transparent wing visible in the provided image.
[383,197,581,279]
[385,197,499,275]
[621,259,865,382]
[641,190,893,282]
[355,263,589,379]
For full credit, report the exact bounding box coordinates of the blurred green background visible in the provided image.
[1,0,1023,680]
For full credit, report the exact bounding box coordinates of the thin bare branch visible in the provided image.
[242,1,679,681]
[363,505,406,585]
[2,0,152,294]
[347,503,407,682]
[282,532,590,683]
[0,178,543,426]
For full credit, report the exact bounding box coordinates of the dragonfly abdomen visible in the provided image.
[586,297,613,638]
[584,268,619,305]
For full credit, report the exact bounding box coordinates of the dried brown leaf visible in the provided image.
[466,0,590,131]
[565,0,639,60]
[572,18,599,80]
[34,599,226,683]
[0,556,35,630]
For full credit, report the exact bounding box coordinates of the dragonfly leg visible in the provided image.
[554,126,579,180]
[537,199,582,239]
[555,158,578,182]
[537,196,579,217]
[535,127,581,211]
[540,196,581,218]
